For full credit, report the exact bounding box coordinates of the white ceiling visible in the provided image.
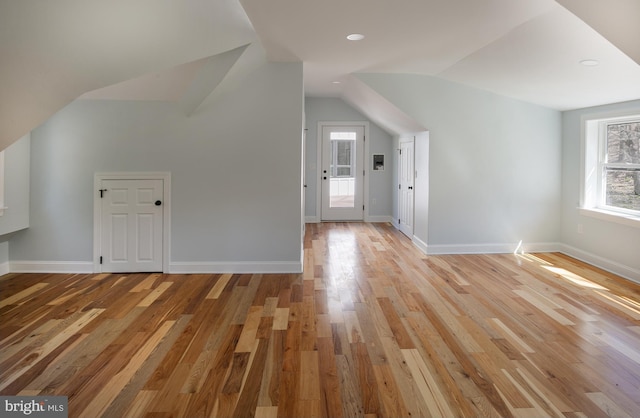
[1,0,639,149]
[240,0,640,110]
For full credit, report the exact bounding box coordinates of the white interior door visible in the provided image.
[321,125,364,221]
[100,179,163,272]
[398,138,415,237]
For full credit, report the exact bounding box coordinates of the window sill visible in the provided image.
[578,207,640,229]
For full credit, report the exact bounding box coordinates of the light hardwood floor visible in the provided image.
[1,222,640,417]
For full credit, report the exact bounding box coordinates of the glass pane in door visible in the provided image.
[329,132,356,208]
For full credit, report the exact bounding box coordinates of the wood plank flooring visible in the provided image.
[2,222,640,417]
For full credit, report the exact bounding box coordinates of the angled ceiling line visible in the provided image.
[432,7,558,79]
[555,0,640,66]
[342,74,426,136]
[179,44,251,117]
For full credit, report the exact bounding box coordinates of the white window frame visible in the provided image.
[581,111,640,227]
[597,116,640,216]
[330,138,356,178]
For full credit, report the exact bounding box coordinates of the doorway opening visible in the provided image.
[318,123,368,221]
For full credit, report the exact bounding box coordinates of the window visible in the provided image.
[330,132,356,178]
[601,120,640,213]
[583,114,640,219]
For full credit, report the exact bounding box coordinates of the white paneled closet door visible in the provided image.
[398,138,414,237]
[100,179,163,272]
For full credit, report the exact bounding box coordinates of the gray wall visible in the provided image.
[357,73,562,251]
[304,97,393,220]
[561,100,640,275]
[10,62,304,267]
[0,242,7,269]
[0,133,30,236]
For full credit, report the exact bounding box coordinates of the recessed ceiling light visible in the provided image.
[579,59,599,66]
[346,33,365,41]
[332,81,341,84]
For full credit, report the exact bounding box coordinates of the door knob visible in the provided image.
[155,200,162,206]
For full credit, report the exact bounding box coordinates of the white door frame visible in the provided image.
[316,121,370,222]
[93,172,171,273]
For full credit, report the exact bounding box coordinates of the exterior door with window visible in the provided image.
[321,126,364,221]
[100,179,163,272]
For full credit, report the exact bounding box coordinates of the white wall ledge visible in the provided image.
[578,207,640,229]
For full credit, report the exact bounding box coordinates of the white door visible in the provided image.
[100,179,163,272]
[321,126,364,221]
[398,138,415,237]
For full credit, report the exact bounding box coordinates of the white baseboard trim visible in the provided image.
[10,261,94,274]
[169,261,303,274]
[8,244,637,284]
[558,244,640,284]
[366,216,393,223]
[305,216,319,223]
[7,260,302,275]
[412,235,429,254]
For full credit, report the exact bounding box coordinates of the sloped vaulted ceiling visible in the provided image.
[240,0,640,112]
[556,0,640,65]
[0,0,257,150]
[1,0,639,148]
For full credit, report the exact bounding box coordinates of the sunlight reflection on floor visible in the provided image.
[542,266,609,290]
[514,252,640,319]
[515,253,553,265]
[326,227,359,287]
